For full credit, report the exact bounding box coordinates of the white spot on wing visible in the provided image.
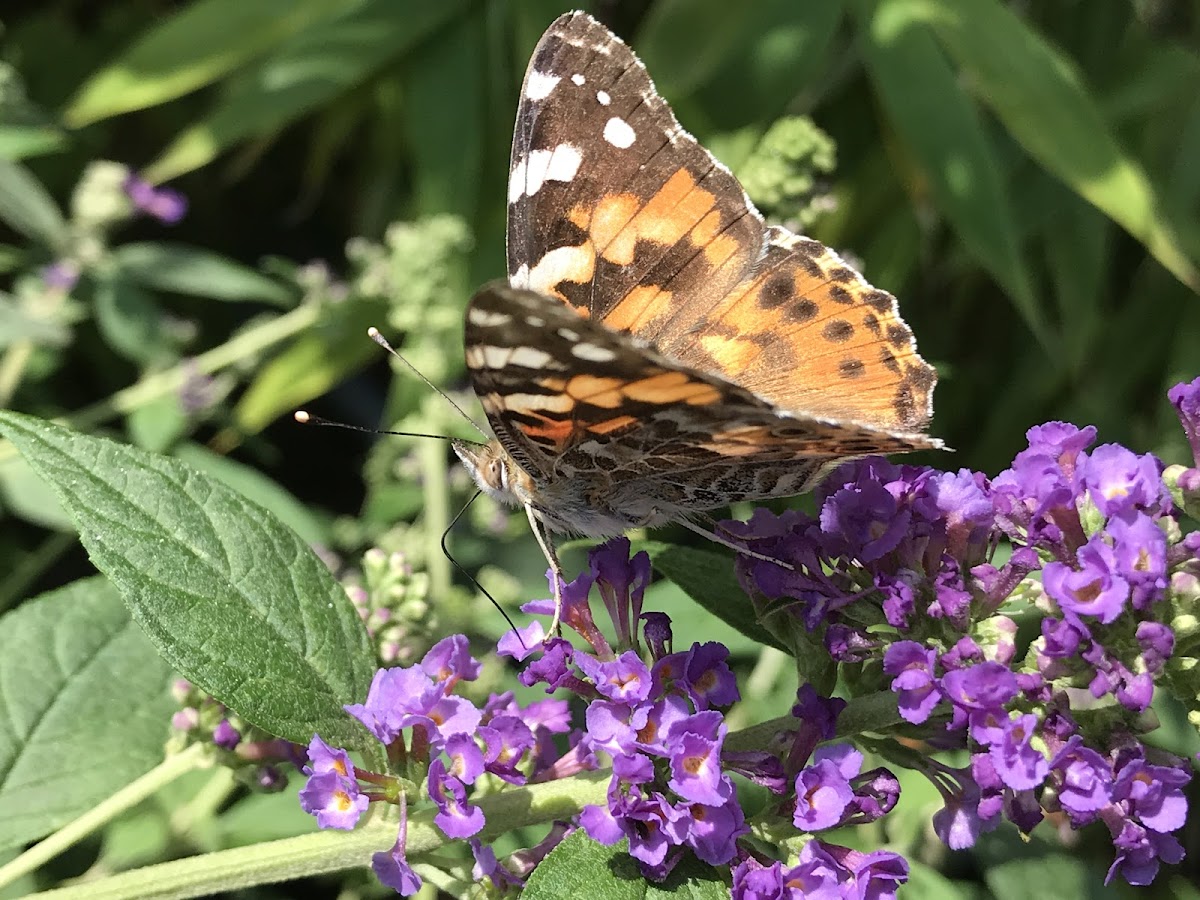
[557,327,579,341]
[507,346,554,369]
[603,117,635,149]
[525,70,560,101]
[504,392,574,414]
[508,145,583,202]
[510,265,530,288]
[526,315,545,327]
[467,307,512,327]
[571,73,586,86]
[526,245,593,294]
[596,90,611,106]
[571,342,617,362]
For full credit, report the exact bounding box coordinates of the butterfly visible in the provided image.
[452,12,941,632]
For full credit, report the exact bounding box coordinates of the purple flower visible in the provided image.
[731,858,786,900]
[444,732,485,784]
[665,711,729,805]
[344,666,443,744]
[584,699,649,758]
[785,839,853,896]
[1167,376,1200,465]
[421,634,482,685]
[988,713,1049,791]
[1112,756,1190,833]
[1107,511,1168,608]
[846,848,909,900]
[299,771,368,830]
[305,735,355,779]
[576,650,653,703]
[212,718,240,750]
[1050,736,1112,823]
[123,173,188,224]
[641,611,673,659]
[1078,444,1166,517]
[480,715,534,783]
[428,758,485,838]
[820,478,910,561]
[676,798,747,865]
[794,754,856,831]
[1043,536,1130,624]
[590,538,651,648]
[519,637,577,692]
[497,620,546,660]
[469,838,523,891]
[883,642,942,724]
[372,795,421,895]
[655,642,739,710]
[1106,819,1185,886]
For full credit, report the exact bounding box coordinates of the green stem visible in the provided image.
[20,769,610,899]
[0,304,320,467]
[0,744,209,891]
[420,433,450,603]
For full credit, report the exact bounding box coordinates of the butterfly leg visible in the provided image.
[525,504,566,636]
[677,517,795,570]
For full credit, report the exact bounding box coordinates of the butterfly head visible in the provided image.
[453,439,536,508]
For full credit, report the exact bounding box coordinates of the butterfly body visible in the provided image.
[457,13,941,622]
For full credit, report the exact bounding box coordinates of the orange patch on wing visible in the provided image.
[703,233,742,269]
[699,333,757,371]
[565,374,628,408]
[587,194,640,258]
[623,371,722,406]
[690,209,722,245]
[588,414,639,435]
[703,425,775,456]
[604,284,673,332]
[519,417,574,446]
[598,169,716,266]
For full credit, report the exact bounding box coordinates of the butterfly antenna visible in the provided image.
[293,410,474,443]
[443,490,523,639]
[367,327,488,438]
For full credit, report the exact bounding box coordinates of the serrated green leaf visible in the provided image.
[175,443,327,546]
[523,830,729,900]
[916,0,1200,293]
[0,577,176,852]
[633,541,787,654]
[522,831,644,900]
[63,0,355,127]
[0,158,67,250]
[854,0,1046,344]
[0,412,376,747]
[146,0,467,182]
[111,242,293,306]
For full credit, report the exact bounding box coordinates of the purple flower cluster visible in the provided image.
[299,634,569,893]
[297,380,1199,896]
[725,381,1200,887]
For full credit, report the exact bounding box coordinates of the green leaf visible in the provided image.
[854,0,1047,344]
[640,0,843,108]
[916,0,1200,293]
[63,0,356,127]
[0,158,67,251]
[111,242,293,306]
[0,454,73,531]
[0,125,66,161]
[633,541,787,654]
[523,830,728,900]
[982,854,1100,900]
[0,577,176,852]
[174,443,328,546]
[146,0,467,182]
[233,300,382,434]
[93,273,169,365]
[0,292,70,349]
[0,412,376,747]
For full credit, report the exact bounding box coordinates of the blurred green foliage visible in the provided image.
[1,0,1199,895]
